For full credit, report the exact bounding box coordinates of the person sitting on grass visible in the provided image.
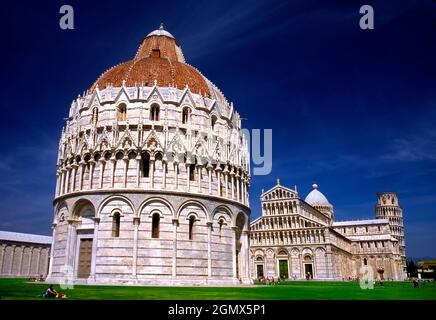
[44,285,68,298]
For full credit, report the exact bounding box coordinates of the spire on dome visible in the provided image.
[146,23,175,39]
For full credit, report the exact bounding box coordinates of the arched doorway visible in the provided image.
[277,250,289,279]
[72,200,96,279]
[303,254,314,279]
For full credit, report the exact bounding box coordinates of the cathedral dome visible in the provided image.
[305,184,331,206]
[89,24,218,99]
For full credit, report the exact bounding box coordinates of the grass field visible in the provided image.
[0,278,435,300]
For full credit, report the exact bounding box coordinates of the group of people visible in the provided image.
[258,276,282,285]
[257,273,314,282]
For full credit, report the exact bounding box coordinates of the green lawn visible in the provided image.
[0,278,435,300]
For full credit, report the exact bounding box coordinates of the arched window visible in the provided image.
[211,115,217,130]
[182,107,191,124]
[150,104,160,121]
[189,216,196,240]
[115,151,124,161]
[118,103,127,121]
[112,212,121,237]
[154,152,163,173]
[142,152,150,177]
[152,213,160,238]
[363,258,368,266]
[218,219,224,240]
[189,157,196,181]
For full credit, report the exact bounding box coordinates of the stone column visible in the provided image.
[55,172,60,196]
[89,160,96,189]
[207,164,212,195]
[224,169,229,198]
[65,166,71,194]
[241,176,246,205]
[110,158,116,188]
[207,222,212,277]
[163,161,167,189]
[47,223,57,278]
[35,247,42,277]
[236,173,240,202]
[0,244,6,275]
[232,227,237,279]
[325,243,335,279]
[5,245,15,275]
[90,217,100,279]
[216,166,222,196]
[136,155,141,188]
[99,159,105,189]
[150,159,155,189]
[186,163,190,191]
[172,219,179,277]
[59,169,65,195]
[65,220,75,269]
[132,217,140,278]
[174,163,179,190]
[18,246,25,276]
[26,247,32,275]
[230,170,235,200]
[79,161,85,190]
[71,164,78,191]
[197,165,202,193]
[392,259,398,280]
[123,156,128,188]
[242,230,250,282]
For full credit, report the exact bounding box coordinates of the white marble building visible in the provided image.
[0,231,51,278]
[46,25,251,286]
[250,181,406,281]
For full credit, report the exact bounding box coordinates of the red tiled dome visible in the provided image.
[90,26,211,97]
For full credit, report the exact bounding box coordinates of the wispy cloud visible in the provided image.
[381,129,436,162]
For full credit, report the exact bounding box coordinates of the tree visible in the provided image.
[406,259,417,278]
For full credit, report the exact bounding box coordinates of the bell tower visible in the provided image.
[375,192,406,272]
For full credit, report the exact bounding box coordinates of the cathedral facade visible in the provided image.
[46,26,251,285]
[250,181,406,281]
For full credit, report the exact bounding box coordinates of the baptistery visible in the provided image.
[46,25,251,285]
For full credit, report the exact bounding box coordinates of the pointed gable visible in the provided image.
[261,183,299,202]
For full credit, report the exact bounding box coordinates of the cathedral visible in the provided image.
[46,25,251,285]
[250,181,406,281]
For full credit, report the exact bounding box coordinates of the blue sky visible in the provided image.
[0,0,435,258]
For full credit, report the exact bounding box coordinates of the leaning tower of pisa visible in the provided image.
[375,192,406,275]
